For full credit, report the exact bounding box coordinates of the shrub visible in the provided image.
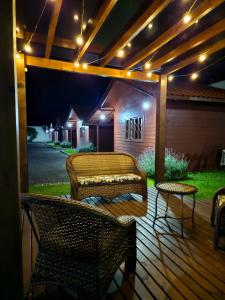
[27,127,38,142]
[54,141,60,146]
[60,141,72,148]
[138,148,189,180]
[78,142,96,153]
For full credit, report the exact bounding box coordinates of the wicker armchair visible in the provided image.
[66,152,147,201]
[21,193,136,300]
[211,187,225,248]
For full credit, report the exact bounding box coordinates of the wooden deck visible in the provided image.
[22,187,225,300]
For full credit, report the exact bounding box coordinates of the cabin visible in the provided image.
[87,80,225,170]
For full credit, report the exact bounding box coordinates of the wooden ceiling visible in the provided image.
[16,0,225,84]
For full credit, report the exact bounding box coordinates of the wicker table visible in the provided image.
[153,182,198,237]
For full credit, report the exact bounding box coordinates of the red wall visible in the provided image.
[112,81,225,170]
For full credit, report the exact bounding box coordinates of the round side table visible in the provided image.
[153,182,198,237]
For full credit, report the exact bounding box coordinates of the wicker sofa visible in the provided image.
[21,193,136,300]
[66,152,147,201]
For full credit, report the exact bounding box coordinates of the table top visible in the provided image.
[156,182,198,195]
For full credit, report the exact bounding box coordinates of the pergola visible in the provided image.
[1,0,225,297]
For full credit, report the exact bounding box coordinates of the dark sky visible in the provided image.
[26,67,110,126]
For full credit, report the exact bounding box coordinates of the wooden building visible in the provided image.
[87,80,225,170]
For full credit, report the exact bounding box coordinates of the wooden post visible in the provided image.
[0,0,23,299]
[96,125,99,152]
[155,74,167,184]
[17,54,28,192]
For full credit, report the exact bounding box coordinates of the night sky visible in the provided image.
[26,67,110,126]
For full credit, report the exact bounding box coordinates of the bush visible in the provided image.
[60,141,72,148]
[54,141,60,146]
[78,142,96,153]
[27,127,38,142]
[138,148,189,180]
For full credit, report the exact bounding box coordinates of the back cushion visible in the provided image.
[70,153,136,176]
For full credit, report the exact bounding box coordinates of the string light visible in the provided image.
[82,62,88,69]
[148,23,153,30]
[99,114,106,121]
[16,53,20,59]
[117,49,125,58]
[16,27,20,33]
[199,53,207,63]
[25,67,28,72]
[74,61,80,67]
[24,44,32,53]
[82,23,87,31]
[144,62,151,70]
[168,75,174,82]
[191,72,198,80]
[147,71,152,78]
[127,71,131,76]
[183,13,191,24]
[76,35,84,46]
[74,14,79,21]
[127,42,132,48]
[88,18,93,24]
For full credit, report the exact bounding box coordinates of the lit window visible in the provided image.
[125,117,143,141]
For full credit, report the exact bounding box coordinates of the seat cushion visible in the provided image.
[77,173,142,186]
[218,195,225,206]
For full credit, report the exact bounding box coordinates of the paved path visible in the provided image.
[28,142,69,184]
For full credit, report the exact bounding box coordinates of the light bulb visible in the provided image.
[191,72,198,80]
[199,53,207,63]
[183,13,191,24]
[148,23,153,30]
[147,71,152,78]
[117,49,125,58]
[82,63,88,69]
[127,71,131,76]
[25,67,28,72]
[24,44,32,53]
[82,23,87,31]
[127,42,132,48]
[144,62,151,70]
[74,14,79,21]
[88,18,93,24]
[16,53,20,59]
[16,27,20,33]
[168,75,174,82]
[100,114,106,121]
[76,35,84,46]
[74,61,80,67]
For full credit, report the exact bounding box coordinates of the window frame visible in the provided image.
[125,116,144,142]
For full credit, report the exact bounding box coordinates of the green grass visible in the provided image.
[29,170,225,200]
[61,149,78,156]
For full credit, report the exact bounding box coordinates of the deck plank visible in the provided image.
[22,187,225,299]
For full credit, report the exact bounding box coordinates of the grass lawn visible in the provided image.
[61,149,78,156]
[29,170,225,200]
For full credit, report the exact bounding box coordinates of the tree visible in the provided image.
[27,127,38,142]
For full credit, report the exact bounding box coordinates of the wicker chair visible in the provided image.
[21,193,136,300]
[66,152,147,201]
[211,187,225,248]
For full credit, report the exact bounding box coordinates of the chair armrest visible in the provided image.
[211,187,225,226]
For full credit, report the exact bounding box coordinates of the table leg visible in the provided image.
[153,191,159,227]
[192,193,196,228]
[181,195,184,238]
[165,192,169,219]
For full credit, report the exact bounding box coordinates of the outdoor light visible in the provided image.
[25,67,28,72]
[74,61,80,67]
[127,71,131,76]
[168,75,174,82]
[191,72,198,80]
[127,42,132,48]
[16,53,20,59]
[74,14,79,21]
[88,18,93,24]
[144,62,151,70]
[76,35,84,46]
[195,19,199,24]
[199,53,207,63]
[148,23,153,30]
[82,23,87,31]
[82,62,88,69]
[117,49,125,58]
[24,44,32,53]
[183,13,191,24]
[142,102,151,110]
[147,71,152,78]
[46,129,49,134]
[67,122,73,128]
[16,27,20,33]
[50,128,54,132]
[99,114,106,121]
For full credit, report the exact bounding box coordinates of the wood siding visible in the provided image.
[112,81,225,171]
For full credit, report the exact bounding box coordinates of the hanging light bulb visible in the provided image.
[76,35,84,46]
[147,71,152,78]
[183,13,192,24]
[74,14,79,21]
[16,53,20,59]
[82,62,88,69]
[148,23,153,30]
[74,61,80,67]
[127,42,132,48]
[144,61,151,70]
[24,44,32,53]
[191,72,198,80]
[168,75,174,82]
[25,67,28,72]
[127,71,131,76]
[82,23,87,31]
[117,49,125,58]
[16,27,20,33]
[199,53,207,63]
[88,18,93,24]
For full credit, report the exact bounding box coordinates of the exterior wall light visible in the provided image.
[99,114,106,120]
[142,102,151,110]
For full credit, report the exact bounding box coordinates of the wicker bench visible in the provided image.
[66,152,147,201]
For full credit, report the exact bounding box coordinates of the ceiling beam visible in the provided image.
[45,0,63,58]
[100,0,172,67]
[77,0,117,61]
[25,56,159,82]
[151,18,225,70]
[164,38,225,74]
[125,0,225,69]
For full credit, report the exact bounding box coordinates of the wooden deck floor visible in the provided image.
[22,187,225,300]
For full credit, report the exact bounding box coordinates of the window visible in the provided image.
[125,117,143,141]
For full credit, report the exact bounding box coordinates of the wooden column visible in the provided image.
[0,0,23,299]
[17,54,28,192]
[96,125,99,152]
[155,74,167,184]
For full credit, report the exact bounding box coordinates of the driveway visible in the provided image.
[28,142,69,184]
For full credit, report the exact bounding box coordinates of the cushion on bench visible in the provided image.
[77,173,142,186]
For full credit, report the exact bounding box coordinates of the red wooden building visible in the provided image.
[87,80,225,171]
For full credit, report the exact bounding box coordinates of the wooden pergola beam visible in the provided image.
[45,0,62,58]
[125,0,225,69]
[26,56,159,82]
[164,38,225,74]
[100,0,172,67]
[151,18,225,71]
[77,0,117,61]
